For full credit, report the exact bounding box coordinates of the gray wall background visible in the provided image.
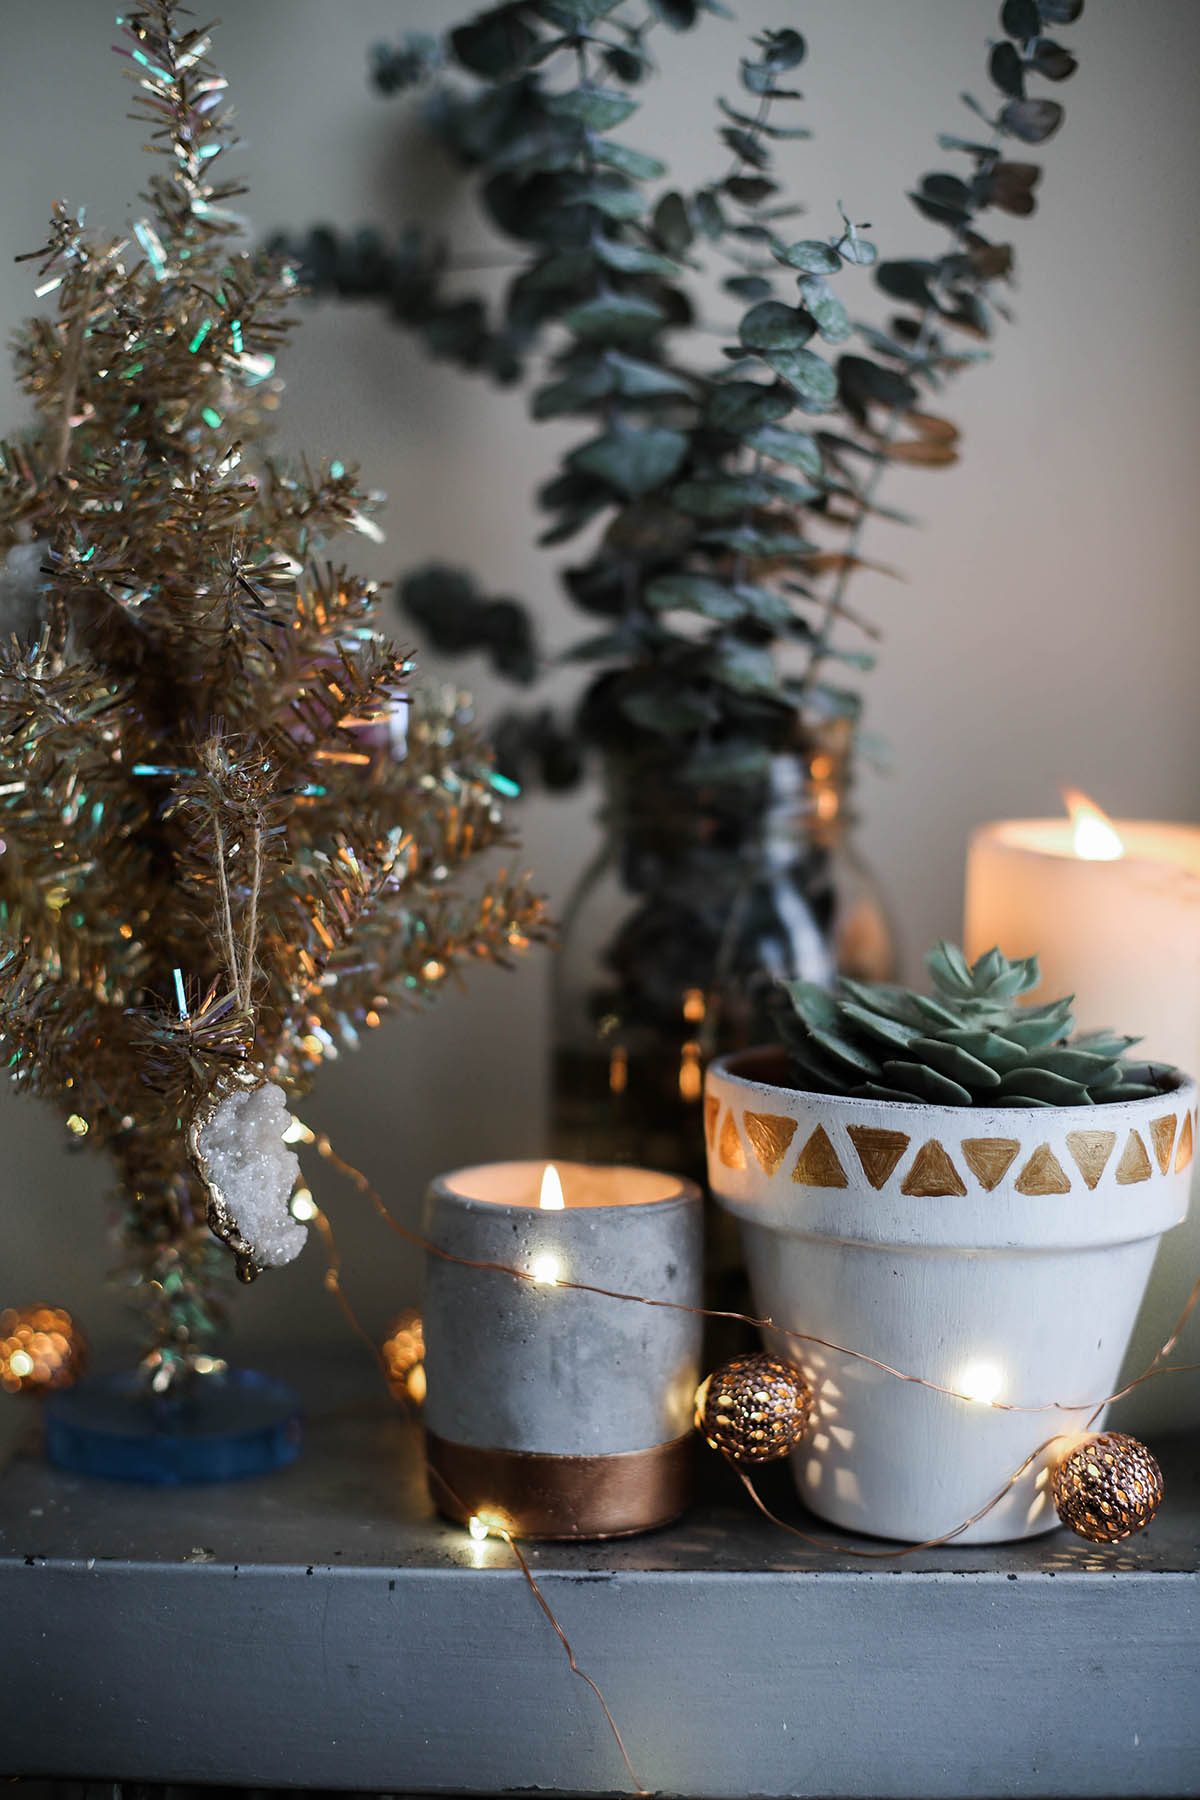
[1,1,1198,1357]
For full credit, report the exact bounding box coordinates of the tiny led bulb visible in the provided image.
[468,1515,489,1541]
[531,1253,561,1286]
[959,1359,1005,1406]
[539,1164,565,1210]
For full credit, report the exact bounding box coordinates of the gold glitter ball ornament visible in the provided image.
[0,1305,87,1396]
[382,1309,426,1405]
[1052,1431,1163,1543]
[696,1352,815,1464]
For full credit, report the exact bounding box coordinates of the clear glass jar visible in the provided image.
[550,730,895,1190]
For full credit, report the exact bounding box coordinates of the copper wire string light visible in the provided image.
[297,1128,1192,1794]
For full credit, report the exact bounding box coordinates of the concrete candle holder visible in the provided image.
[422,1160,702,1539]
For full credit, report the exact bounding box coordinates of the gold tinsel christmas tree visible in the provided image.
[0,3,546,1389]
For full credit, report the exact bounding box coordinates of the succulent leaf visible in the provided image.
[775,942,1171,1108]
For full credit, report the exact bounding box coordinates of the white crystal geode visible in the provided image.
[194,1082,308,1268]
[0,540,50,645]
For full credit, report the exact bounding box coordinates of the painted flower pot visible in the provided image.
[705,1048,1196,1544]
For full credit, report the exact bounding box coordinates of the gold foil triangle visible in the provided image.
[718,1111,747,1170]
[1116,1130,1152,1185]
[792,1124,848,1188]
[901,1140,967,1197]
[1176,1112,1194,1173]
[847,1125,910,1190]
[1066,1129,1116,1191]
[705,1093,721,1149]
[1150,1114,1178,1175]
[744,1111,798,1177]
[961,1137,1020,1192]
[1015,1143,1072,1195]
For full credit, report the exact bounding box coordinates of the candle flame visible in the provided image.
[1063,787,1124,862]
[538,1164,565,1210]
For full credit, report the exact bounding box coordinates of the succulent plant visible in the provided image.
[775,942,1173,1107]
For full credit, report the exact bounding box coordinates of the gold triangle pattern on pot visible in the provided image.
[744,1111,798,1177]
[704,1093,721,1149]
[900,1140,967,1197]
[846,1125,910,1190]
[791,1125,848,1188]
[1176,1112,1194,1173]
[1149,1114,1178,1175]
[1015,1143,1072,1195]
[1065,1129,1117,1191]
[960,1137,1020,1192]
[1116,1129,1153,1185]
[718,1111,747,1170]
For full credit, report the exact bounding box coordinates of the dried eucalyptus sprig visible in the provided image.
[775,942,1172,1108]
[273,0,1084,790]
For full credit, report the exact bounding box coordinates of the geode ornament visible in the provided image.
[188,1076,308,1282]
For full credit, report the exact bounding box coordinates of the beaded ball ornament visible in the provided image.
[696,1351,815,1464]
[1052,1431,1163,1543]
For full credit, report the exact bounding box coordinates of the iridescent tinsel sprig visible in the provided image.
[0,2,547,1387]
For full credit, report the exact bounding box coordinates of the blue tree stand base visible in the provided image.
[43,1368,302,1484]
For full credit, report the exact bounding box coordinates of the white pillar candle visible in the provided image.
[422,1160,702,1539]
[964,803,1200,1432]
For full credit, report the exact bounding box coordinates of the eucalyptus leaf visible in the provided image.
[724,273,774,304]
[999,97,1065,143]
[580,180,645,221]
[592,140,667,180]
[710,640,779,696]
[592,236,681,277]
[1028,40,1078,80]
[672,476,773,518]
[1000,0,1041,38]
[645,573,743,620]
[647,0,700,28]
[568,426,688,497]
[758,27,806,72]
[534,0,624,21]
[720,126,771,170]
[705,381,793,432]
[989,41,1025,98]
[763,346,838,406]
[450,10,537,78]
[606,352,694,398]
[795,276,852,344]
[725,174,779,206]
[739,300,817,352]
[773,238,841,274]
[834,231,877,267]
[653,191,693,253]
[703,525,817,558]
[562,293,666,339]
[619,686,717,734]
[547,86,639,131]
[742,425,822,476]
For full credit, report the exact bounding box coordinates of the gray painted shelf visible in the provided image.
[1,1358,1198,1797]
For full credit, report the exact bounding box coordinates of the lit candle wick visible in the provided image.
[538,1163,565,1210]
[1062,786,1124,862]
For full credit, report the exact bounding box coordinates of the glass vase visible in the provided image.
[549,732,895,1355]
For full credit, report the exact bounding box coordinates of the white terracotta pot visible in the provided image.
[705,1048,1196,1544]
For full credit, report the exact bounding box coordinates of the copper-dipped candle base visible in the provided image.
[426,1429,695,1540]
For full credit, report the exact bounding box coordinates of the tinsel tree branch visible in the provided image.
[0,0,548,1386]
